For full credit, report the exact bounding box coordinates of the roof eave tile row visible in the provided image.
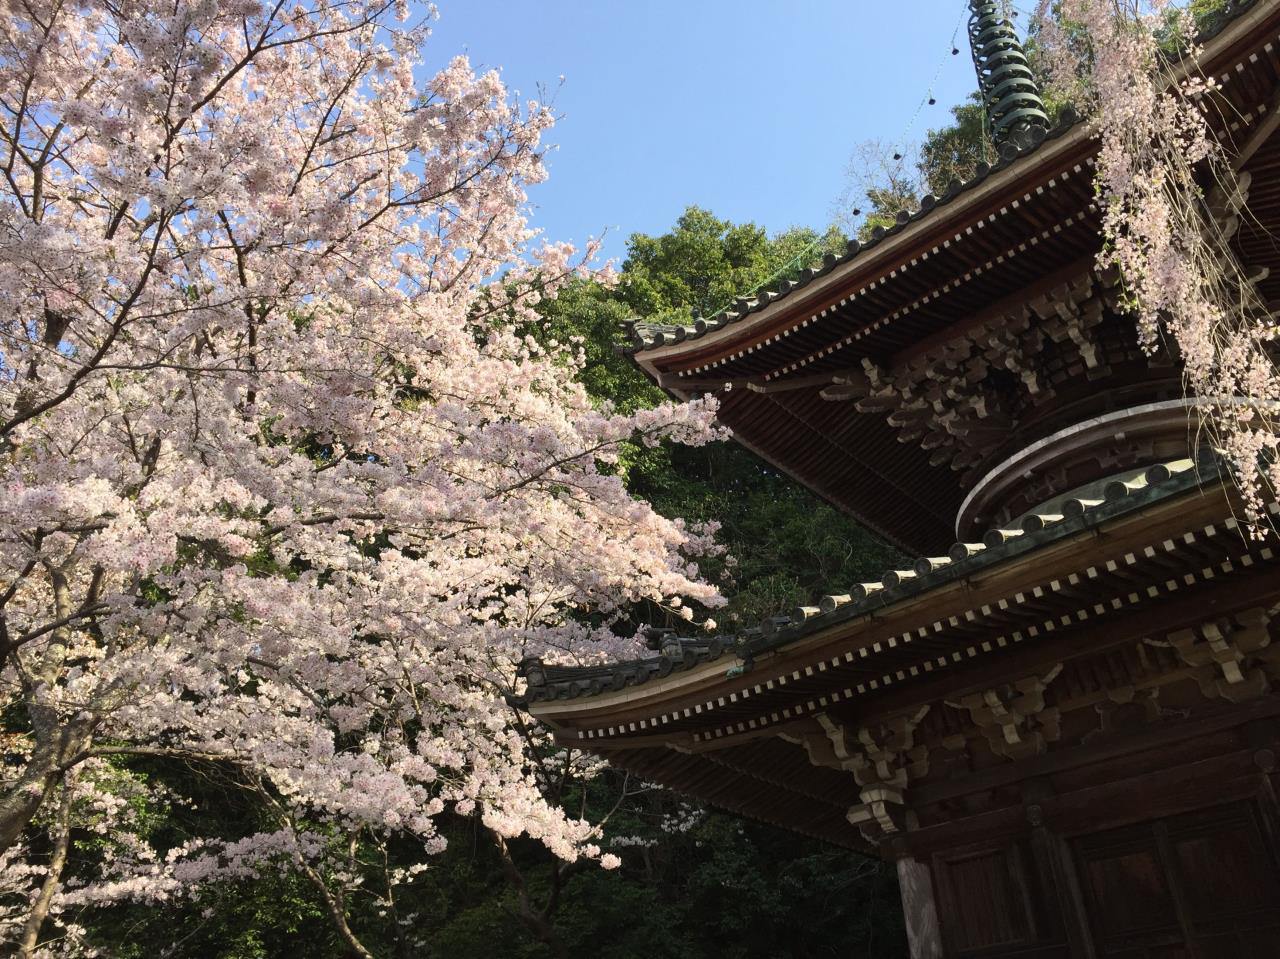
[520,456,1221,706]
[624,109,1081,355]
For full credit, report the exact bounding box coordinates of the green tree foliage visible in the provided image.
[831,142,919,242]
[391,795,905,959]
[618,207,844,323]
[919,94,996,196]
[840,0,1237,244]
[77,763,908,959]
[834,102,998,244]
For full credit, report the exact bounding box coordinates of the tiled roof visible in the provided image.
[517,635,736,703]
[519,457,1220,705]
[622,106,1082,354]
[623,0,1261,357]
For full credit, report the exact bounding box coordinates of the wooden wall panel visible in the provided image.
[932,840,1059,956]
[1072,801,1280,959]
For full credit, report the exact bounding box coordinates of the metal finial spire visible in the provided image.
[968,1,1050,147]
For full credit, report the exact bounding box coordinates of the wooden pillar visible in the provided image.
[896,856,943,959]
[1025,802,1096,959]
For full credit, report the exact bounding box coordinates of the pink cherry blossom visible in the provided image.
[0,2,725,947]
[1037,0,1280,532]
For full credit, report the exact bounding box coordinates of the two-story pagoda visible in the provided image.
[521,3,1280,956]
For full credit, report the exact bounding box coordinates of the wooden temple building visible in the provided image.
[521,2,1280,955]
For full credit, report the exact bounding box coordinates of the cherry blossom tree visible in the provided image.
[0,1,723,952]
[1035,0,1280,530]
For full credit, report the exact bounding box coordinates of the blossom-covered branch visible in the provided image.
[1036,0,1280,530]
[0,1,726,951]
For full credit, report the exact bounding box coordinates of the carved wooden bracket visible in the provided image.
[810,708,931,788]
[781,706,930,842]
[847,783,909,842]
[947,664,1064,761]
[1165,607,1275,704]
[1029,272,1105,371]
[818,271,1130,483]
[1081,684,1189,745]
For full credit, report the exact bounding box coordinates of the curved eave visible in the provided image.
[527,478,1280,856]
[634,123,1095,390]
[535,485,1280,754]
[528,459,1223,723]
[632,0,1280,385]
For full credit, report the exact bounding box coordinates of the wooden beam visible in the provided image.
[898,857,944,959]
[843,558,1280,731]
[909,689,1280,807]
[637,127,1098,373]
[1234,90,1280,172]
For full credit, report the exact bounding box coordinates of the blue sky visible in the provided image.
[427,1,998,264]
